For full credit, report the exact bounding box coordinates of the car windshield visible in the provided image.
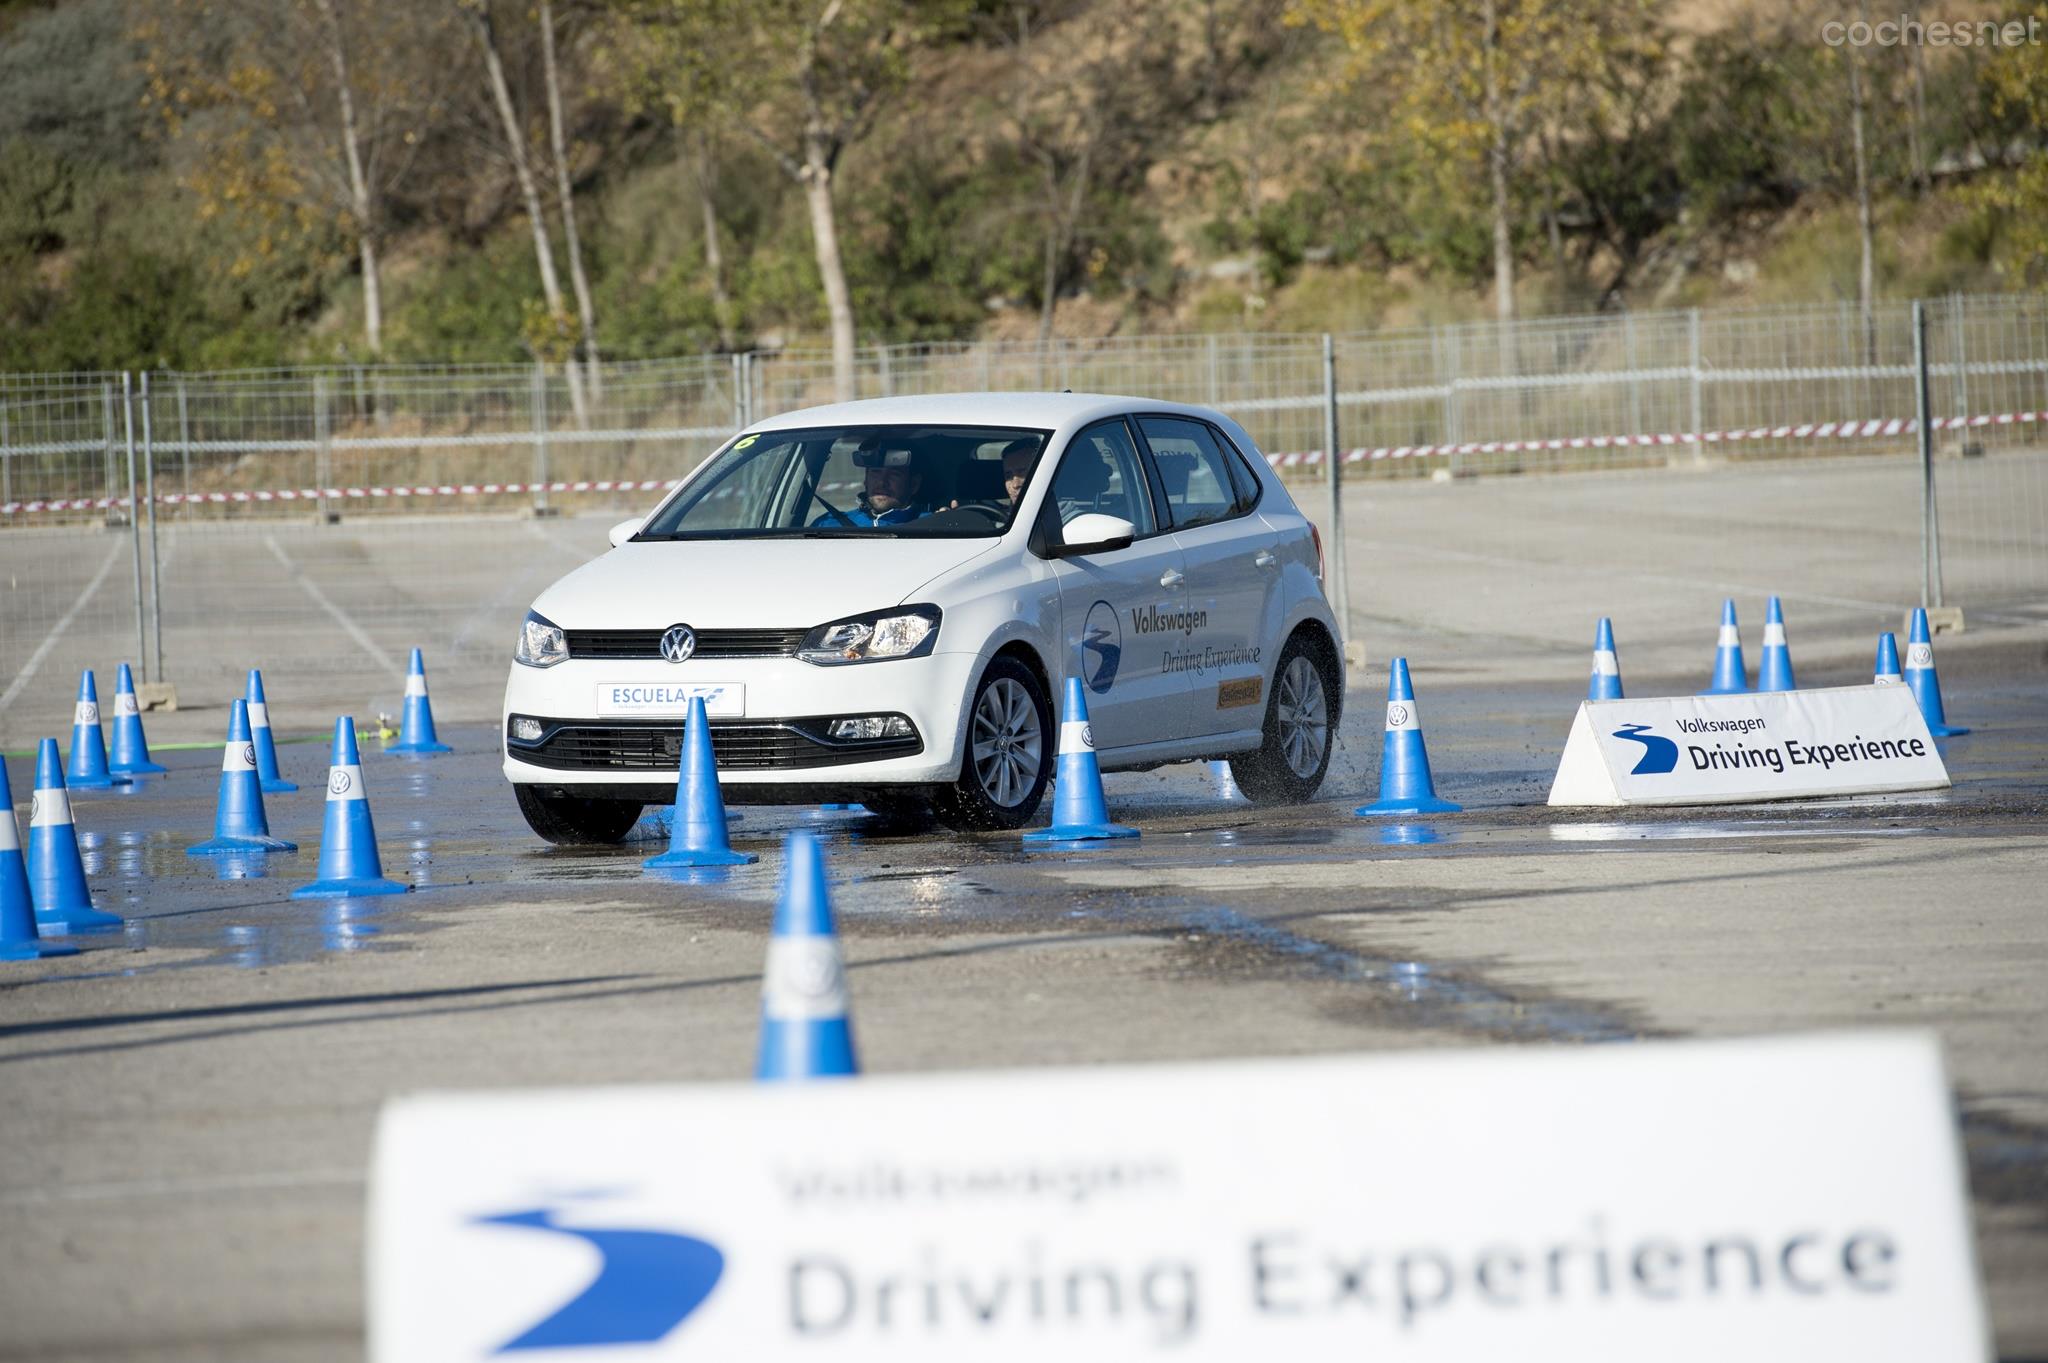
[637,424,1052,540]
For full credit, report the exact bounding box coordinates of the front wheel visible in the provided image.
[933,656,1052,831]
[1230,632,1339,805]
[515,785,643,845]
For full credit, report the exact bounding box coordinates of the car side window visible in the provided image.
[1137,416,1244,531]
[1216,429,1265,513]
[1051,419,1157,535]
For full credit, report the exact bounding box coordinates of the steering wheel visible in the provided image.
[947,501,1008,526]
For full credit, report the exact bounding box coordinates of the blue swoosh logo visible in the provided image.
[1611,723,1679,775]
[1082,600,1121,693]
[475,1207,725,1351]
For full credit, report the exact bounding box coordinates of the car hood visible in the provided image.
[530,536,1000,630]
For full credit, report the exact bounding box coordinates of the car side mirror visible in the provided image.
[607,517,644,548]
[1053,513,1137,557]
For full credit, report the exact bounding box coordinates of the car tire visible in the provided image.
[1230,631,1339,805]
[515,785,643,845]
[934,655,1052,832]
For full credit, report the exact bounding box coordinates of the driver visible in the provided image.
[813,447,932,527]
[999,438,1037,509]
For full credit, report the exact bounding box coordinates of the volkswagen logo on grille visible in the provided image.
[660,624,698,663]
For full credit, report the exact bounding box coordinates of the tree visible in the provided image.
[626,0,965,400]
[1970,4,2048,283]
[462,0,589,421]
[538,0,602,392]
[139,0,448,355]
[1293,0,1627,323]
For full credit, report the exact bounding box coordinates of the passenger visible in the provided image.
[813,449,931,527]
[1000,438,1037,509]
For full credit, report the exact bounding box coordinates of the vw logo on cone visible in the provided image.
[660,625,698,664]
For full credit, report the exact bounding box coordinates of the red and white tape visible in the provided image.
[2,478,680,517]
[1260,409,2045,468]
[4,408,2041,517]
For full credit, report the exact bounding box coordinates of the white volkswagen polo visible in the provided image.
[502,392,1343,842]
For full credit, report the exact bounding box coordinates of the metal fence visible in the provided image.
[2,292,2045,717]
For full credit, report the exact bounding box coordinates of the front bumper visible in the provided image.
[501,651,981,789]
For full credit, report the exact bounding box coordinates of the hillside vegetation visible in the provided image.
[0,0,2043,380]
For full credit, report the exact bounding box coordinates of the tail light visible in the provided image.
[1309,523,1325,583]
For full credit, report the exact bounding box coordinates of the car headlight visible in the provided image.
[514,610,569,667]
[798,605,941,665]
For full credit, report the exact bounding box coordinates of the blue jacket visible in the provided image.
[811,502,928,528]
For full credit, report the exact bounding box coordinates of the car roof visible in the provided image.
[747,391,1224,435]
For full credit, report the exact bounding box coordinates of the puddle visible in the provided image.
[1176,904,1644,1044]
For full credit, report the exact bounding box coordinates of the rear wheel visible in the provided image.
[1230,632,1338,805]
[515,786,643,845]
[934,656,1052,831]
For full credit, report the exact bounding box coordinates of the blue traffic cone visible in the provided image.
[757,830,856,1080]
[1701,599,1749,695]
[294,718,409,898]
[65,670,129,790]
[1023,677,1137,843]
[1588,617,1623,701]
[1904,609,1968,737]
[27,739,122,933]
[246,669,297,792]
[0,758,77,960]
[388,648,452,754]
[188,700,297,855]
[107,663,167,775]
[1757,596,1797,692]
[645,695,756,868]
[1356,657,1462,816]
[1874,632,1903,686]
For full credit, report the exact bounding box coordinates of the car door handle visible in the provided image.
[1159,568,1184,589]
[1253,550,1278,569]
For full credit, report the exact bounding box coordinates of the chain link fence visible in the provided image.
[3,293,2044,741]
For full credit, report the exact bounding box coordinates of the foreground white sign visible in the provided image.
[1548,684,1950,807]
[369,1032,1988,1362]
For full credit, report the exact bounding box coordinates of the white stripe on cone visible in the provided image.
[1875,673,1901,686]
[247,702,270,728]
[1059,719,1094,753]
[1906,643,1934,670]
[115,692,139,717]
[404,674,428,698]
[1385,701,1418,731]
[75,701,99,725]
[762,937,850,1021]
[0,809,19,853]
[1717,625,1740,647]
[1763,623,1787,646]
[29,788,72,828]
[1592,650,1619,676]
[326,764,367,802]
[223,742,257,772]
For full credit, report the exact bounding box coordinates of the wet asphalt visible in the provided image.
[1,647,2045,1361]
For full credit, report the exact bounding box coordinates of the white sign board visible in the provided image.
[369,1033,1988,1362]
[1548,684,1949,807]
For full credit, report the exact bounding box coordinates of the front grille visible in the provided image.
[510,718,922,772]
[565,628,807,660]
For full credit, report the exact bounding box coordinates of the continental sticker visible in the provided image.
[1217,677,1263,710]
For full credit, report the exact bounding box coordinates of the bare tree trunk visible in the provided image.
[1037,225,1060,345]
[1909,40,1929,194]
[314,0,382,355]
[1848,1,1876,363]
[539,0,601,402]
[1482,0,1515,324]
[691,136,736,352]
[469,2,589,423]
[800,133,856,402]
